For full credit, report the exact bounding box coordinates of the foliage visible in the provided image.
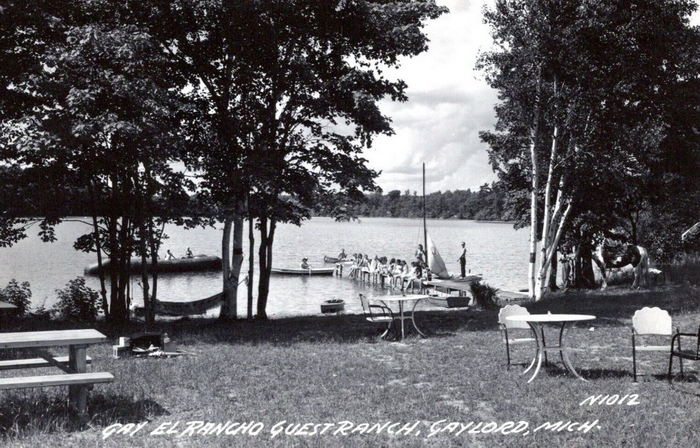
[321,183,509,220]
[0,0,209,323]
[121,0,446,319]
[478,0,700,291]
[52,277,101,322]
[469,281,499,310]
[0,279,32,316]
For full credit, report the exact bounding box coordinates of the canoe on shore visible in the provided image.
[323,256,351,264]
[271,267,335,276]
[84,255,222,275]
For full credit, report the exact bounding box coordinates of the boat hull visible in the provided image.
[271,268,335,276]
[84,255,222,275]
[320,300,345,313]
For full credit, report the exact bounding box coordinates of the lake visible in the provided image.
[0,217,528,318]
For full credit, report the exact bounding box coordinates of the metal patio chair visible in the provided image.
[631,307,673,381]
[669,325,700,382]
[498,305,546,370]
[359,294,394,339]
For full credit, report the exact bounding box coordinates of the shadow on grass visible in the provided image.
[0,309,479,346]
[669,373,699,383]
[0,393,166,436]
[575,368,632,380]
[515,362,633,381]
[0,285,695,346]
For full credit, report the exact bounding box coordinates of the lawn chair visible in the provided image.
[631,307,673,381]
[359,294,394,339]
[498,305,546,370]
[668,325,700,383]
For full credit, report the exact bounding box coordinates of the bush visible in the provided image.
[52,277,101,322]
[0,279,32,316]
[470,282,499,310]
[30,299,52,320]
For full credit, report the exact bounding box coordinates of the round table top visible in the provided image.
[379,295,430,302]
[506,314,596,323]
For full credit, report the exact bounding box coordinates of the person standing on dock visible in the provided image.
[458,242,467,278]
[415,244,426,267]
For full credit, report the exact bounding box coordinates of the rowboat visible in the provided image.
[270,267,335,276]
[84,255,221,275]
[320,299,345,313]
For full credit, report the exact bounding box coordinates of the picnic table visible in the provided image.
[0,329,113,419]
[506,314,596,383]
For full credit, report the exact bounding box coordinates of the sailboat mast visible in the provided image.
[423,162,428,265]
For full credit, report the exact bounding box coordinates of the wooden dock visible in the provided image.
[334,263,530,305]
[334,264,481,296]
[496,290,529,302]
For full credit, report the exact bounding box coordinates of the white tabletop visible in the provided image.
[506,314,596,323]
[0,329,107,349]
[379,295,430,302]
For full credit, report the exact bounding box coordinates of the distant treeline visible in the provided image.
[316,182,511,221]
[1,165,508,221]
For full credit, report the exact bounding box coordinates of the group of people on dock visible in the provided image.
[345,245,431,291]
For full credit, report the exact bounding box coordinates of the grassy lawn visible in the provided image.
[1,284,699,447]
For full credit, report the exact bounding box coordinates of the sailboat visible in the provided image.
[420,163,481,283]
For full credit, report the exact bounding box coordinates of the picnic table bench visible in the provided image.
[0,329,113,419]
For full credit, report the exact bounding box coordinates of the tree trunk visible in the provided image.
[116,216,131,322]
[147,221,162,323]
[535,119,559,300]
[574,240,596,288]
[256,218,276,320]
[247,216,254,320]
[527,70,543,299]
[256,218,269,320]
[90,213,109,317]
[87,181,109,317]
[220,208,245,320]
[107,216,119,321]
[137,219,152,328]
[548,252,558,291]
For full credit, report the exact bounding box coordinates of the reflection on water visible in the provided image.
[0,217,527,318]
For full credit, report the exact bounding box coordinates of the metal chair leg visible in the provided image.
[541,328,549,366]
[504,330,512,370]
[632,333,637,382]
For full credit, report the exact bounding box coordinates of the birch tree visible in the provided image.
[480,0,699,300]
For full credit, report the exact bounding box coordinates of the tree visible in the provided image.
[1,1,199,323]
[125,0,446,319]
[231,0,447,319]
[480,0,700,299]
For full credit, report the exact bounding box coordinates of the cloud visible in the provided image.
[364,0,499,193]
[366,0,700,194]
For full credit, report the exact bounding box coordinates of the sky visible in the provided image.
[366,0,700,195]
[365,0,498,194]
